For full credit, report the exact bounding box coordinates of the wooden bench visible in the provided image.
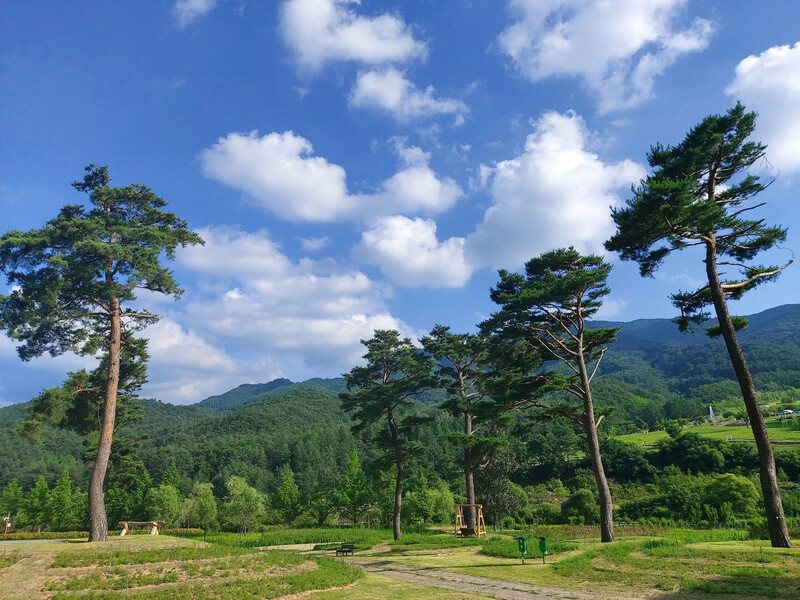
[118,521,164,536]
[335,543,355,556]
[459,527,477,538]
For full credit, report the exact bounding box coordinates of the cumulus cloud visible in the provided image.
[176,227,410,378]
[173,0,217,28]
[349,68,468,124]
[280,0,427,72]
[201,131,462,222]
[355,216,472,287]
[141,318,251,403]
[498,0,714,113]
[466,111,645,269]
[726,42,800,173]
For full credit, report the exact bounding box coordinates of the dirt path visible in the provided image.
[354,560,638,600]
[0,551,56,600]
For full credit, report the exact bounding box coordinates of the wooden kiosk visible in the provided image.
[454,504,487,538]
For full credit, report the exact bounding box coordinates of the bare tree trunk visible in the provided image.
[88,297,121,542]
[578,351,614,542]
[705,241,791,547]
[464,413,476,529]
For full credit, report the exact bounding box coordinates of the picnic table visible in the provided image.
[118,521,164,536]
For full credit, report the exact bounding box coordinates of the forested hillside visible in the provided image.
[1,305,799,533]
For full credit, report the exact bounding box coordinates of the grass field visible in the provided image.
[617,416,800,446]
[0,535,361,600]
[2,527,800,599]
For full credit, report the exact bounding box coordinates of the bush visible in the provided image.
[0,531,88,540]
[535,503,562,525]
[702,474,758,517]
[560,489,599,525]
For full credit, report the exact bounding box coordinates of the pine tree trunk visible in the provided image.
[88,297,121,542]
[464,413,476,529]
[388,410,403,541]
[393,461,403,541]
[578,349,614,542]
[705,241,791,547]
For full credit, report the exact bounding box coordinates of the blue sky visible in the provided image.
[1,0,798,405]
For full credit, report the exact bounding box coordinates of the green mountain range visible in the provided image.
[1,304,798,495]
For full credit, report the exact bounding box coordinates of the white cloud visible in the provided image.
[141,318,252,404]
[594,298,629,320]
[176,227,411,378]
[349,68,468,124]
[300,236,331,251]
[201,131,353,222]
[726,42,800,173]
[280,0,427,72]
[355,216,472,288]
[201,131,462,223]
[498,0,714,113]
[466,111,645,269]
[173,0,217,28]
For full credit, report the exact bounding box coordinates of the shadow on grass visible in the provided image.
[649,575,800,599]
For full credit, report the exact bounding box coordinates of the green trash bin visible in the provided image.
[514,536,528,564]
[538,536,547,563]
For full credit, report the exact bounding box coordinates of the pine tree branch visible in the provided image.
[587,347,607,383]
[720,261,792,291]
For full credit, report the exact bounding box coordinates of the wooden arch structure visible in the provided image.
[454,503,487,538]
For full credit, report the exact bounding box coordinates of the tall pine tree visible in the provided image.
[0,165,203,541]
[605,104,792,547]
[483,248,619,542]
[341,330,435,540]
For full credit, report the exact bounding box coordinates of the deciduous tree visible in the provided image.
[49,468,74,530]
[274,467,302,525]
[187,482,218,540]
[224,476,264,535]
[334,449,372,527]
[605,104,792,547]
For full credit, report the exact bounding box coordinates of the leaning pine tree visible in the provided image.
[483,248,619,542]
[605,104,792,547]
[0,165,203,541]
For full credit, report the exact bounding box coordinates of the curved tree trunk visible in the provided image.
[88,297,121,542]
[577,343,614,542]
[705,241,791,547]
[581,396,614,542]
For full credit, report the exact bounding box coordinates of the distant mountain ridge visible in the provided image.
[592,303,800,348]
[197,377,349,412]
[198,379,294,411]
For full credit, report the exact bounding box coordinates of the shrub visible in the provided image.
[560,489,599,525]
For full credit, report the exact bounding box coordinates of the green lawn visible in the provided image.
[5,527,800,599]
[617,416,800,447]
